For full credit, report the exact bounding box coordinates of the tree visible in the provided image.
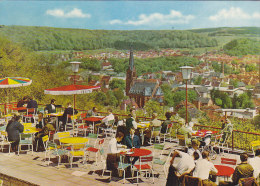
[215,98,222,106]
[173,90,197,107]
[193,76,202,85]
[144,99,162,117]
[109,78,125,90]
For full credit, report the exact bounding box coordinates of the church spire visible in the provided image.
[129,48,134,71]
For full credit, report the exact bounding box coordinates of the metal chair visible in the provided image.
[132,156,154,184]
[18,133,34,155]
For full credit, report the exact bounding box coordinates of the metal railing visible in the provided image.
[1,102,259,152]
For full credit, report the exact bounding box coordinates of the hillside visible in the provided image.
[0,25,218,51]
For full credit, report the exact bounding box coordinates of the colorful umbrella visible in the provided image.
[44,84,100,95]
[0,77,32,88]
[44,84,100,134]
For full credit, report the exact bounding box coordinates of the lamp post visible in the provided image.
[70,61,81,110]
[180,66,193,125]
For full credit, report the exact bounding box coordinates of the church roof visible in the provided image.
[129,81,163,97]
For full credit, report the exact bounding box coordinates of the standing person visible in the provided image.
[166,150,199,186]
[125,113,137,135]
[44,99,56,114]
[27,97,38,114]
[6,114,24,152]
[161,112,172,134]
[219,153,254,186]
[248,148,260,179]
[60,102,78,131]
[192,151,218,185]
[107,132,126,177]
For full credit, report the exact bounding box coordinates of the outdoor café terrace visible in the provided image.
[0,102,259,186]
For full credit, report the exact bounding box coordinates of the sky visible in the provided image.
[0,1,260,30]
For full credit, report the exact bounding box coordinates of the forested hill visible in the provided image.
[0,25,218,51]
[188,27,260,36]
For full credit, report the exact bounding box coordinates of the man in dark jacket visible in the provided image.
[27,97,38,114]
[60,102,78,131]
[6,115,24,152]
[44,99,56,114]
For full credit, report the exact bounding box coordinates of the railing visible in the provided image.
[1,102,260,152]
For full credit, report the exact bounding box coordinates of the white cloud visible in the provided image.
[46,8,91,18]
[209,7,260,21]
[109,10,194,26]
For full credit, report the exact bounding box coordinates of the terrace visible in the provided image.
[0,103,259,185]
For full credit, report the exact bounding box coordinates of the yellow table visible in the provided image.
[23,127,39,134]
[47,112,64,130]
[137,122,150,145]
[59,137,89,144]
[22,123,32,128]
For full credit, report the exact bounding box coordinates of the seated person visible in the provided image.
[187,139,202,159]
[107,132,126,177]
[143,112,161,145]
[60,102,78,131]
[161,112,172,134]
[86,107,99,117]
[44,99,56,114]
[34,118,56,151]
[125,127,141,165]
[166,150,199,186]
[125,127,141,149]
[193,151,218,185]
[95,108,114,133]
[17,96,28,112]
[219,153,254,186]
[177,122,192,146]
[36,112,45,129]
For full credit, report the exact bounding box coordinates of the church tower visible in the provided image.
[126,49,137,96]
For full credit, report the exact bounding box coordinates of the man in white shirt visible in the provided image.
[166,150,199,186]
[248,148,260,179]
[193,151,218,185]
[106,132,126,177]
[101,108,115,126]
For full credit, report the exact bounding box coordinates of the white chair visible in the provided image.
[0,131,12,154]
[18,133,34,155]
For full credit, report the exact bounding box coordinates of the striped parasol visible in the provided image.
[0,77,32,88]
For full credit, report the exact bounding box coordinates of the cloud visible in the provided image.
[46,8,91,18]
[109,10,194,26]
[209,7,260,21]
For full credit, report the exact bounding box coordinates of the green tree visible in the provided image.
[109,78,125,90]
[193,76,202,85]
[144,99,162,117]
[215,98,222,106]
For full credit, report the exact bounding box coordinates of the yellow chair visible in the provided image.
[57,131,71,145]
[68,142,87,168]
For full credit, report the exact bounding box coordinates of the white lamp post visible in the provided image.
[70,61,81,73]
[180,66,193,125]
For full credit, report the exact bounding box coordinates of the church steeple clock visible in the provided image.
[126,49,137,96]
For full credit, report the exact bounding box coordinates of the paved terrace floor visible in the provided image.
[0,134,242,186]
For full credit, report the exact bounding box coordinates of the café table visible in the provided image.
[59,137,89,144]
[120,148,152,157]
[83,116,104,134]
[214,165,234,180]
[137,121,150,145]
[47,112,64,130]
[23,127,41,134]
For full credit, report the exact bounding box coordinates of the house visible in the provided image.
[193,97,214,110]
[216,108,257,119]
[253,83,260,98]
[194,86,210,98]
[101,61,112,70]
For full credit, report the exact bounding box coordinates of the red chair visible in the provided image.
[86,138,105,166]
[133,156,154,184]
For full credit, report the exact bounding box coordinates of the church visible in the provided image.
[125,50,164,108]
